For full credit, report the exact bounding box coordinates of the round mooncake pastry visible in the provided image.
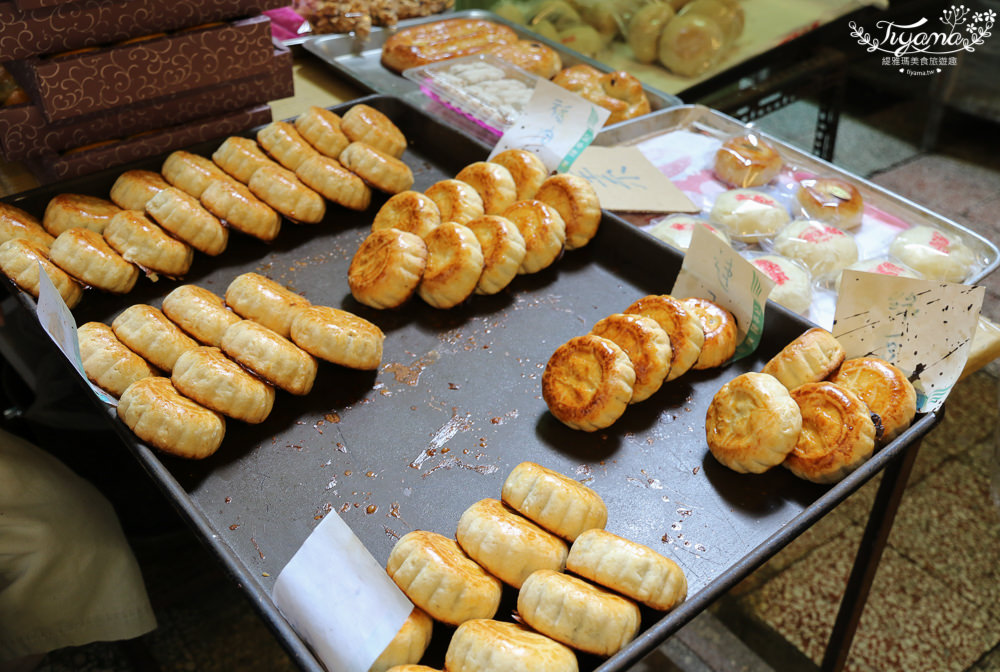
[627,2,676,64]
[145,186,228,256]
[111,304,199,373]
[417,222,484,309]
[289,305,384,370]
[534,174,601,250]
[369,608,434,672]
[248,164,326,225]
[224,272,311,339]
[386,530,502,626]
[372,191,441,239]
[339,141,414,194]
[425,179,485,226]
[624,294,705,381]
[785,381,876,484]
[385,666,440,672]
[257,120,321,172]
[295,154,372,212]
[456,498,569,589]
[294,106,350,159]
[835,257,921,292]
[0,202,56,248]
[542,334,635,432]
[0,238,84,308]
[501,461,607,542]
[49,227,139,294]
[103,210,194,278]
[109,170,170,211]
[590,312,671,403]
[680,297,737,369]
[567,528,687,611]
[161,284,242,347]
[77,321,156,397]
[348,228,428,309]
[340,103,407,158]
[502,199,566,274]
[445,619,577,672]
[171,346,275,424]
[645,215,730,251]
[773,219,858,280]
[518,569,641,657]
[456,161,518,216]
[117,376,225,460]
[828,356,917,445]
[161,150,232,199]
[888,225,977,283]
[709,188,790,243]
[212,135,278,184]
[657,13,725,77]
[489,149,548,201]
[795,177,864,230]
[220,319,318,396]
[464,214,526,295]
[199,178,281,242]
[42,193,121,236]
[749,254,813,315]
[761,327,845,391]
[705,371,802,474]
[713,133,783,188]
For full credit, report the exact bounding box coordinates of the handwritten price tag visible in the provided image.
[568,146,698,213]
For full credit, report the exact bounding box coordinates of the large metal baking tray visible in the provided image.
[302,9,682,147]
[1,94,942,672]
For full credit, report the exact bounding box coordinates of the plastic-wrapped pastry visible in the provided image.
[795,177,864,230]
[77,321,156,397]
[709,188,790,243]
[444,619,577,672]
[42,193,121,236]
[657,13,725,77]
[542,334,634,431]
[680,297,737,369]
[294,106,350,159]
[417,222,484,309]
[224,272,311,339]
[104,210,194,278]
[117,376,226,460]
[590,312,671,403]
[339,141,414,194]
[257,120,321,172]
[489,149,548,201]
[161,284,242,347]
[112,303,199,373]
[295,155,372,212]
[828,356,916,445]
[761,327,845,391]
[369,608,434,672]
[161,150,233,199]
[0,238,83,308]
[200,178,281,242]
[624,294,704,381]
[773,219,858,281]
[679,0,743,43]
[220,319,318,396]
[835,257,921,292]
[551,65,650,125]
[109,170,170,211]
[501,461,608,541]
[341,103,408,158]
[713,133,783,188]
[145,187,228,256]
[289,305,384,370]
[888,225,976,283]
[0,202,56,248]
[171,346,275,424]
[464,214,526,295]
[645,215,730,251]
[627,2,675,64]
[749,254,813,315]
[49,227,138,294]
[372,191,441,239]
[348,228,428,309]
[248,164,327,224]
[555,24,606,59]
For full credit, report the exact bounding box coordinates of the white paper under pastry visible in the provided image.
[273,511,412,672]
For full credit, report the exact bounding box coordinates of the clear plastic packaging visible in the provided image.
[644,213,729,251]
[742,252,813,316]
[795,177,864,230]
[834,256,923,293]
[707,187,790,243]
[712,131,784,188]
[770,218,860,283]
[888,224,979,284]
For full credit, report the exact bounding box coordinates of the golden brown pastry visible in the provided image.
[502,199,566,274]
[295,155,372,212]
[657,13,725,77]
[49,227,139,294]
[348,228,428,310]
[590,312,672,403]
[220,319,318,396]
[248,164,327,225]
[489,149,548,202]
[42,193,121,236]
[785,381,876,483]
[386,530,502,626]
[0,238,83,308]
[482,39,563,78]
[796,177,864,230]
[372,191,441,239]
[681,0,744,43]
[551,65,651,125]
[627,2,675,64]
[171,346,275,424]
[501,461,608,541]
[713,133,783,189]
[369,608,434,672]
[705,371,802,473]
[828,356,916,445]
[117,376,226,460]
[534,174,601,250]
[340,103,407,159]
[77,321,156,397]
[0,202,56,248]
[200,178,281,242]
[161,284,242,348]
[542,334,635,432]
[289,305,384,370]
[456,161,518,216]
[424,179,484,226]
[444,619,577,672]
[109,170,170,211]
[111,303,199,373]
[761,327,845,391]
[380,18,519,73]
[161,150,233,199]
[145,187,229,256]
[385,667,439,672]
[212,136,278,184]
[257,120,321,172]
[103,210,194,278]
[623,294,704,381]
[680,297,737,369]
[224,272,311,339]
[339,142,414,195]
[464,214,526,295]
[417,222,484,309]
[294,106,350,159]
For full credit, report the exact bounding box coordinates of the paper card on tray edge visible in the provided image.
[567,146,699,213]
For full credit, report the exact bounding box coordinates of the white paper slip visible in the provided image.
[273,511,412,672]
[833,272,984,413]
[567,146,699,213]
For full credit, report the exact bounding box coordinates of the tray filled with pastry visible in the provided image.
[0,93,949,672]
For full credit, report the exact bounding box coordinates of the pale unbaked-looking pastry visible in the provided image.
[773,219,859,280]
[117,376,226,460]
[749,254,813,315]
[489,149,548,201]
[835,257,921,293]
[295,106,350,160]
[224,272,311,339]
[161,284,242,347]
[680,297,737,369]
[339,141,414,194]
[200,178,281,242]
[348,229,428,310]
[456,161,518,216]
[795,177,864,230]
[424,179,485,226]
[0,201,56,248]
[77,321,156,397]
[456,498,569,589]
[109,169,170,211]
[534,174,601,250]
[761,327,845,391]
[645,215,730,251]
[295,154,372,212]
[212,135,278,184]
[828,356,917,445]
[103,210,194,278]
[368,607,434,672]
[888,224,977,283]
[111,303,199,373]
[501,461,608,542]
[417,222,484,309]
[341,104,407,158]
[171,346,275,424]
[444,619,578,672]
[464,214,526,295]
[624,294,705,381]
[289,305,384,370]
[567,528,687,611]
[386,530,502,626]
[542,334,635,432]
[590,312,672,403]
[709,188,790,243]
[161,150,233,199]
[372,191,441,239]
[42,193,121,236]
[145,187,228,256]
[257,120,321,172]
[49,227,139,294]
[502,199,566,274]
[248,164,327,225]
[705,371,802,474]
[0,238,84,308]
[713,133,783,189]
[220,319,318,396]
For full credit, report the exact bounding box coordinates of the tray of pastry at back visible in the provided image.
[0,93,942,672]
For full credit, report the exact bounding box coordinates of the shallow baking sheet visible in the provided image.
[2,94,940,672]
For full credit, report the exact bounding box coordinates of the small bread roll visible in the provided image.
[117,376,225,460]
[749,255,813,315]
[220,319,318,396]
[161,284,241,347]
[501,461,607,541]
[795,177,864,230]
[489,149,548,201]
[713,133,783,189]
[0,202,56,248]
[709,188,790,243]
[773,219,859,280]
[456,498,569,589]
[341,103,407,158]
[0,238,83,308]
[657,12,725,77]
[542,334,635,432]
[785,381,876,483]
[465,215,526,295]
[110,170,170,211]
[502,200,566,274]
[78,321,156,397]
[103,210,194,278]
[828,357,916,445]
[161,150,232,199]
[295,154,372,212]
[42,193,121,236]
[171,346,275,424]
[417,222,484,309]
[294,106,350,159]
[386,530,502,626]
[705,371,802,474]
[369,608,434,672]
[680,297,737,369]
[340,141,414,194]
[49,227,139,294]
[518,569,640,657]
[248,164,327,225]
[444,619,577,672]
[145,187,228,256]
[212,136,277,184]
[424,179,484,226]
[534,174,601,250]
[590,313,671,403]
[290,305,384,370]
[567,528,686,611]
[456,162,518,216]
[761,327,845,391]
[888,225,976,283]
[200,178,281,242]
[257,120,321,172]
[624,294,704,381]
[112,304,199,373]
[348,229,428,309]
[224,272,311,339]
[372,191,441,239]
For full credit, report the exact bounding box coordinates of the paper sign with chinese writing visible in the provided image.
[833,272,983,413]
[567,146,699,213]
[489,77,610,173]
[672,226,775,360]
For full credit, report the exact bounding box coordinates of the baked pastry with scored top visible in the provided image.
[542,334,635,432]
[295,154,372,212]
[483,39,563,78]
[200,178,281,242]
[78,321,156,397]
[348,229,428,309]
[117,376,225,460]
[145,187,228,256]
[489,148,548,202]
[533,174,601,250]
[339,141,414,194]
[42,193,120,236]
[171,346,275,424]
[369,607,434,672]
[248,164,327,224]
[224,272,311,339]
[212,136,278,184]
[161,284,241,348]
[372,191,441,239]
[444,619,578,672]
[552,65,651,125]
[103,210,194,278]
[425,179,484,226]
[0,238,83,308]
[456,161,518,216]
[502,199,566,274]
[110,170,170,211]
[257,120,321,172]
[501,461,607,541]
[341,103,407,158]
[289,305,384,370]
[1,202,56,248]
[294,106,350,159]
[680,297,737,369]
[761,327,845,391]
[161,150,232,199]
[49,227,138,294]
[417,222,484,309]
[112,303,199,373]
[465,214,526,295]
[590,312,671,403]
[828,356,916,445]
[624,294,704,381]
[221,319,318,396]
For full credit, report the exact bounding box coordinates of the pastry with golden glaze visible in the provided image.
[542,334,635,432]
[590,313,671,403]
[465,214,526,295]
[489,149,548,201]
[567,528,687,611]
[761,327,845,391]
[248,164,327,225]
[294,106,350,159]
[49,227,139,294]
[417,222,484,309]
[161,284,241,348]
[295,155,372,212]
[456,498,569,589]
[109,170,170,211]
[380,18,519,73]
[339,142,414,194]
[534,174,601,250]
[117,376,225,460]
[551,65,651,125]
[341,103,407,158]
[103,210,194,278]
[171,346,275,424]
[657,13,725,77]
[212,136,277,184]
[518,569,640,657]
[161,150,232,199]
[483,39,563,78]
[705,371,802,473]
[348,229,428,309]
[145,187,228,256]
[627,2,675,64]
[289,305,384,370]
[501,461,608,541]
[828,356,916,445]
[200,178,281,242]
[424,179,484,226]
[0,238,83,308]
[372,191,441,239]
[785,381,876,483]
[624,294,704,381]
[713,133,783,189]
[796,177,864,230]
[385,667,439,672]
[444,619,578,672]
[224,272,311,339]
[369,608,434,672]
[257,120,321,172]
[0,202,56,248]
[42,193,120,235]
[680,297,737,369]
[386,530,502,626]
[111,303,199,373]
[502,199,565,274]
[455,162,518,216]
[77,321,156,397]
[220,319,318,396]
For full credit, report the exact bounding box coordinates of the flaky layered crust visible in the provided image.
[348,228,428,309]
[171,346,275,424]
[680,297,737,369]
[78,321,156,397]
[489,149,548,202]
[417,222,484,309]
[373,191,441,239]
[339,141,414,195]
[624,294,704,381]
[465,214,526,295]
[112,303,199,373]
[103,210,194,278]
[502,199,566,274]
[380,18,518,73]
[340,103,407,158]
[501,461,607,542]
[109,169,169,211]
[145,186,228,256]
[289,305,384,370]
[534,174,601,250]
[257,120,321,172]
[220,319,317,396]
[369,608,433,672]
[224,272,311,339]
[294,106,349,159]
[761,327,845,390]
[161,284,242,347]
[425,179,484,226]
[117,376,225,459]
[49,227,138,294]
[161,150,232,199]
[542,334,635,432]
[590,312,671,403]
[248,164,326,224]
[456,162,517,216]
[42,193,120,236]
[0,238,83,308]
[444,619,578,672]
[829,356,916,444]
